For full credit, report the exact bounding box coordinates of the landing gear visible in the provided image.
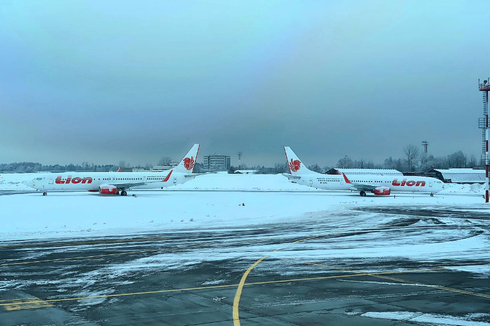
[430,192,434,197]
[360,191,367,196]
[121,190,128,196]
[42,192,47,196]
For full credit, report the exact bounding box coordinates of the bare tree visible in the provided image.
[158,156,172,166]
[274,163,287,174]
[118,160,129,168]
[308,164,322,173]
[447,151,467,168]
[404,144,419,172]
[337,155,353,168]
[468,155,477,168]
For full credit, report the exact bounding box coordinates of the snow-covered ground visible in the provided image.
[1,173,489,325]
[1,172,488,241]
[0,190,488,241]
[0,173,37,191]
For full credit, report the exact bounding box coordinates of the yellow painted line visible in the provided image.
[2,296,54,311]
[292,233,329,244]
[232,232,331,326]
[232,256,268,326]
[1,267,481,309]
[0,237,170,249]
[373,275,490,300]
[0,298,47,303]
[0,244,208,267]
[304,261,490,300]
[231,224,490,325]
[0,283,240,307]
[244,269,447,286]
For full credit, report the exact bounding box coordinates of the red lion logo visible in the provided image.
[289,159,301,172]
[184,156,195,171]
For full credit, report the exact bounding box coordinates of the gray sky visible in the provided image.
[1,0,489,167]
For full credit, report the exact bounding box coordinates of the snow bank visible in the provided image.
[0,188,488,241]
[0,173,36,191]
[441,183,485,195]
[362,311,490,326]
[169,173,318,191]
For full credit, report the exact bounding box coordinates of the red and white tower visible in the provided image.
[478,78,490,203]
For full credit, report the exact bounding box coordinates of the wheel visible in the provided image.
[430,192,434,197]
[360,191,366,196]
[42,192,47,196]
[121,190,127,196]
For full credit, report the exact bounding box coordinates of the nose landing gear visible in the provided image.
[42,192,47,196]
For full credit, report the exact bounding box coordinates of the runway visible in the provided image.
[1,204,489,325]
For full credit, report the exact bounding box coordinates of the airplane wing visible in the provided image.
[110,182,148,189]
[111,170,174,189]
[341,173,380,191]
[347,182,378,192]
[184,172,204,178]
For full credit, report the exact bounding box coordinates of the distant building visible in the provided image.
[151,164,177,172]
[326,168,403,176]
[425,168,485,184]
[204,154,231,171]
[234,170,258,174]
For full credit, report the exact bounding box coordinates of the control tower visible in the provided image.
[478,78,490,202]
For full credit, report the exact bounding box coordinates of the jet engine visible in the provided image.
[99,185,118,195]
[374,187,391,196]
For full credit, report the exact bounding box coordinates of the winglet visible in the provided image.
[342,173,351,184]
[117,166,122,172]
[163,170,173,182]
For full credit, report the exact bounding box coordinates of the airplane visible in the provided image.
[30,144,200,196]
[284,146,445,196]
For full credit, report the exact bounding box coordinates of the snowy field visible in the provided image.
[0,173,488,241]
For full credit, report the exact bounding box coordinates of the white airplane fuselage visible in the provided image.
[292,173,445,194]
[283,146,445,196]
[289,173,348,190]
[30,171,184,193]
[29,144,199,195]
[345,175,445,194]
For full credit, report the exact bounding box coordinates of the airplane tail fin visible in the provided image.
[173,144,200,173]
[284,146,313,175]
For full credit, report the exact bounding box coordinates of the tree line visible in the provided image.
[0,162,121,173]
[335,145,478,173]
[229,145,480,174]
[0,145,480,174]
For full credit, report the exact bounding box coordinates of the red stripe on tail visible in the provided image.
[163,170,173,182]
[342,173,351,184]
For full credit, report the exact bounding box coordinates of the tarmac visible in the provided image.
[0,205,489,325]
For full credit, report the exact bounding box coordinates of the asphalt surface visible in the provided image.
[0,206,489,325]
